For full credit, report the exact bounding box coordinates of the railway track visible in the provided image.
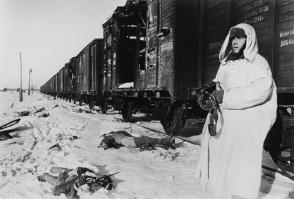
[133,122,201,146]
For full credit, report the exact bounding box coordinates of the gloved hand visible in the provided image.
[212,90,224,104]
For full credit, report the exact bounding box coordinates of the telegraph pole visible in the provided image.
[28,69,32,95]
[19,52,23,102]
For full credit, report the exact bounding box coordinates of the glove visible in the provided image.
[212,90,224,104]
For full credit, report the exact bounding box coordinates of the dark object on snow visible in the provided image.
[0,118,21,131]
[69,136,79,141]
[51,104,59,109]
[100,135,123,149]
[76,172,118,192]
[17,111,30,117]
[138,143,156,151]
[99,131,175,150]
[48,143,62,151]
[0,133,13,140]
[38,169,79,199]
[38,112,49,118]
[38,167,117,199]
[35,107,45,113]
[11,103,14,108]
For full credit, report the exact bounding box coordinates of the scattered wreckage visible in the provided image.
[38,167,118,199]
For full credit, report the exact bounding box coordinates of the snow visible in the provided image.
[0,91,294,199]
[118,82,134,89]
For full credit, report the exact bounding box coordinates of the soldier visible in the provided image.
[196,23,277,199]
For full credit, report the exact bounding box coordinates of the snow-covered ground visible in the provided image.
[0,91,293,199]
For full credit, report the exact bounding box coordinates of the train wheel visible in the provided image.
[101,100,107,114]
[122,100,133,122]
[89,100,94,110]
[154,101,170,120]
[162,105,185,136]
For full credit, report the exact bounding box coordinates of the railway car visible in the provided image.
[102,0,205,133]
[40,39,103,106]
[69,57,78,102]
[102,0,148,115]
[62,39,103,107]
[39,0,294,173]
[75,39,104,107]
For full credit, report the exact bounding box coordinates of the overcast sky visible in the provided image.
[0,0,126,89]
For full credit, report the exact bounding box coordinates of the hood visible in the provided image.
[219,23,258,64]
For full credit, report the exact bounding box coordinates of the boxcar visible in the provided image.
[102,0,148,115]
[75,39,104,107]
[102,0,205,133]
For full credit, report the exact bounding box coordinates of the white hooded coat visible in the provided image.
[196,23,277,198]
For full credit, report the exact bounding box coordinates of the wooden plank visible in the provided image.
[277,87,294,93]
[276,63,294,71]
[161,20,175,27]
[232,0,257,9]
[278,20,294,31]
[162,2,175,10]
[207,15,227,25]
[232,12,271,28]
[232,0,271,12]
[206,30,227,41]
[277,0,294,7]
[278,37,294,48]
[206,21,227,32]
[279,12,294,24]
[207,0,226,10]
[161,11,175,21]
[276,79,294,87]
[207,18,226,29]
[162,0,173,7]
[278,2,294,14]
[207,6,226,21]
[276,71,294,79]
[234,5,271,22]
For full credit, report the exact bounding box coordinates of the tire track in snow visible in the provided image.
[25,121,38,151]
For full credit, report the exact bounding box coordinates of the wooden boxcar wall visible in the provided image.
[76,54,82,93]
[103,20,116,91]
[174,0,201,99]
[231,0,275,72]
[157,0,176,96]
[276,0,294,93]
[145,0,164,89]
[202,0,294,95]
[202,0,231,85]
[89,39,104,98]
[64,63,70,92]
[54,74,58,94]
[145,0,200,99]
[76,49,90,93]
[103,2,146,91]
[69,57,77,94]
[61,66,67,93]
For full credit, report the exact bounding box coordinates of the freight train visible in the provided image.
[40,0,294,172]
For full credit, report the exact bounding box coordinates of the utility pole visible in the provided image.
[19,52,23,102]
[28,69,32,95]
